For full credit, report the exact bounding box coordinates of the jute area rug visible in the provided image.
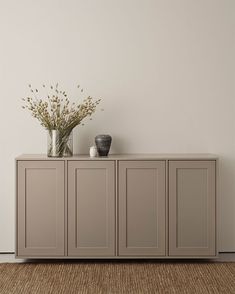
[0,261,234,294]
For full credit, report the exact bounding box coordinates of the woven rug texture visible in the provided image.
[0,262,234,294]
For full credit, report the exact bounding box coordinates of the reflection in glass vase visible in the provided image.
[47,129,73,157]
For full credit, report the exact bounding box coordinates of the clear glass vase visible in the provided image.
[47,129,73,157]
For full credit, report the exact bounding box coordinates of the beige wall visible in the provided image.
[0,0,234,252]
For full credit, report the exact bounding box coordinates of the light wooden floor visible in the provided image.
[0,253,234,263]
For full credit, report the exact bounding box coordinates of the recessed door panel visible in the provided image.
[119,161,166,256]
[68,161,115,256]
[169,160,216,256]
[17,161,65,257]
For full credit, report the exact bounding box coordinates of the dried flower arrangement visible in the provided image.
[22,83,101,157]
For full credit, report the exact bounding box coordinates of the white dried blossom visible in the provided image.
[22,83,101,132]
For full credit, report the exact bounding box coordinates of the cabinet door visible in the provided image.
[17,161,65,257]
[119,161,166,256]
[68,161,115,256]
[169,160,216,256]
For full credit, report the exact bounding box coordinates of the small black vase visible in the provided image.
[95,135,112,156]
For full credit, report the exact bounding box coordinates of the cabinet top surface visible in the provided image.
[16,153,218,160]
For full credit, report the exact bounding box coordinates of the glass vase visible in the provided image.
[47,129,73,157]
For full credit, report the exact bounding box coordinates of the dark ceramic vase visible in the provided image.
[95,134,112,156]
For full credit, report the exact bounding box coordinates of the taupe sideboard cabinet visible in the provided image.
[16,154,218,259]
